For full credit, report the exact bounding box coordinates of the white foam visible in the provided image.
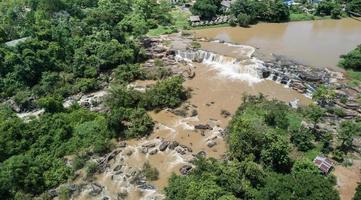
[176,49,263,85]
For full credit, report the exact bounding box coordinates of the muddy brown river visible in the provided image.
[194,18,361,71]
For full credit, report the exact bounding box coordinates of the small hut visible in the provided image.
[189,15,200,23]
[313,155,334,175]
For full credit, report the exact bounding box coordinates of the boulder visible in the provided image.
[149,149,158,155]
[175,147,186,155]
[5,99,21,113]
[207,141,217,148]
[179,165,193,175]
[89,183,102,196]
[138,183,156,190]
[118,142,127,148]
[195,124,212,130]
[168,141,179,150]
[159,141,170,151]
[48,189,58,198]
[196,151,207,158]
[299,72,322,82]
[262,70,271,79]
[113,165,123,172]
[142,143,156,148]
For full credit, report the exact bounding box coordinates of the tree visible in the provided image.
[290,127,315,151]
[261,131,291,172]
[347,0,361,15]
[337,120,360,152]
[339,44,361,71]
[191,0,222,20]
[291,159,320,176]
[316,0,339,16]
[258,172,340,200]
[237,13,251,27]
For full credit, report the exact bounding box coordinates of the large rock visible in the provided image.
[195,124,212,130]
[149,149,158,155]
[168,141,179,150]
[159,141,170,151]
[207,141,217,148]
[179,165,193,175]
[89,183,103,196]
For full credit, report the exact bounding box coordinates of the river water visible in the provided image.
[194,18,361,71]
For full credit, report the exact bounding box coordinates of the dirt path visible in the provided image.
[334,160,361,200]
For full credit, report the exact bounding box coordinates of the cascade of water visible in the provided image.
[175,49,264,84]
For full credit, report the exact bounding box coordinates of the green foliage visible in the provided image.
[165,158,265,200]
[143,76,188,110]
[316,0,340,16]
[37,96,64,113]
[339,45,361,71]
[257,172,340,200]
[72,154,88,170]
[142,162,159,181]
[312,86,336,106]
[230,0,290,24]
[337,120,361,152]
[347,0,361,14]
[191,0,222,20]
[291,127,315,151]
[237,13,251,27]
[228,95,291,172]
[85,161,98,177]
[114,64,145,84]
[291,159,320,176]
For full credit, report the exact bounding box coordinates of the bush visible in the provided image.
[114,64,145,84]
[37,96,64,113]
[72,154,88,170]
[290,127,315,151]
[85,161,98,177]
[331,6,341,19]
[142,76,188,110]
[237,13,251,27]
[339,45,361,71]
[142,162,159,181]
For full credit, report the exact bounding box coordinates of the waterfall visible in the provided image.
[175,49,264,84]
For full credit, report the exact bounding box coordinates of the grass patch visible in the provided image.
[147,9,191,37]
[303,143,322,161]
[345,70,361,87]
[290,13,334,21]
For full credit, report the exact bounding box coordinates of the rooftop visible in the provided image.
[313,155,333,174]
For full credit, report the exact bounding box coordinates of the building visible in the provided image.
[189,15,201,23]
[221,0,236,11]
[313,155,334,175]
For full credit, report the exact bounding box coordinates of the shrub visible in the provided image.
[142,76,188,110]
[237,13,251,27]
[85,161,98,177]
[142,162,159,181]
[339,45,361,71]
[72,154,88,170]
